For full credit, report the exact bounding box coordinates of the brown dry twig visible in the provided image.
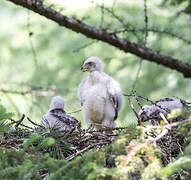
[0,88,56,97]
[27,117,44,128]
[15,114,26,127]
[66,141,110,161]
[9,118,33,130]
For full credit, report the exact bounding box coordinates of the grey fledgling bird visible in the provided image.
[138,97,188,124]
[41,96,81,131]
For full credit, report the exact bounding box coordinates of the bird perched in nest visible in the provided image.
[138,97,189,124]
[78,56,123,130]
[41,96,81,131]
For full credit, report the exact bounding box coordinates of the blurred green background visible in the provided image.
[1,0,191,127]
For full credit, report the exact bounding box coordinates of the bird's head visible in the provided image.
[138,105,153,122]
[81,56,103,72]
[49,96,65,111]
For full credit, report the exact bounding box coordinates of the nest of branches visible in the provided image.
[0,115,131,162]
[156,125,184,166]
[1,93,191,180]
[1,115,189,166]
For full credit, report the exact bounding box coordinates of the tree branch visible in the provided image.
[0,88,55,96]
[6,0,191,77]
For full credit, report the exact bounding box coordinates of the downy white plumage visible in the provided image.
[78,57,123,130]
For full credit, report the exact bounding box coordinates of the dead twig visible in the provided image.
[9,118,33,130]
[159,113,169,125]
[147,128,169,145]
[15,114,26,127]
[124,92,170,113]
[0,88,55,97]
[66,141,110,161]
[27,117,44,128]
[68,109,82,114]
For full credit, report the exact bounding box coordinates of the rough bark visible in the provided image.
[6,0,191,77]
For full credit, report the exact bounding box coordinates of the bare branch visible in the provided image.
[112,28,191,45]
[15,114,26,127]
[9,118,33,130]
[66,141,110,161]
[27,117,44,128]
[6,0,191,77]
[68,109,82,115]
[0,88,55,97]
[145,118,191,130]
[147,128,169,145]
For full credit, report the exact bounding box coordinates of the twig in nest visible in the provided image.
[165,118,191,129]
[159,113,169,125]
[27,117,44,128]
[64,128,76,137]
[9,118,33,130]
[66,141,110,161]
[146,118,191,146]
[15,114,25,127]
[145,118,191,131]
[147,128,169,146]
[87,126,131,133]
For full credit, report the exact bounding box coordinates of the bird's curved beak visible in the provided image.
[81,65,88,72]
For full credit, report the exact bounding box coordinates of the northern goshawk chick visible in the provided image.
[41,96,81,131]
[138,97,188,124]
[78,56,123,130]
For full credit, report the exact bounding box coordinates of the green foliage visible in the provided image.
[160,108,191,179]
[0,147,67,180]
[0,104,13,133]
[22,133,55,152]
[0,120,11,133]
[22,133,56,152]
[0,104,14,120]
[23,133,41,151]
[167,107,191,120]
[175,121,191,147]
[36,137,55,151]
[167,107,191,147]
[164,0,191,14]
[161,144,191,178]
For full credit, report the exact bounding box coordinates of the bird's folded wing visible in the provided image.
[106,77,123,120]
[50,110,79,127]
[78,78,88,106]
